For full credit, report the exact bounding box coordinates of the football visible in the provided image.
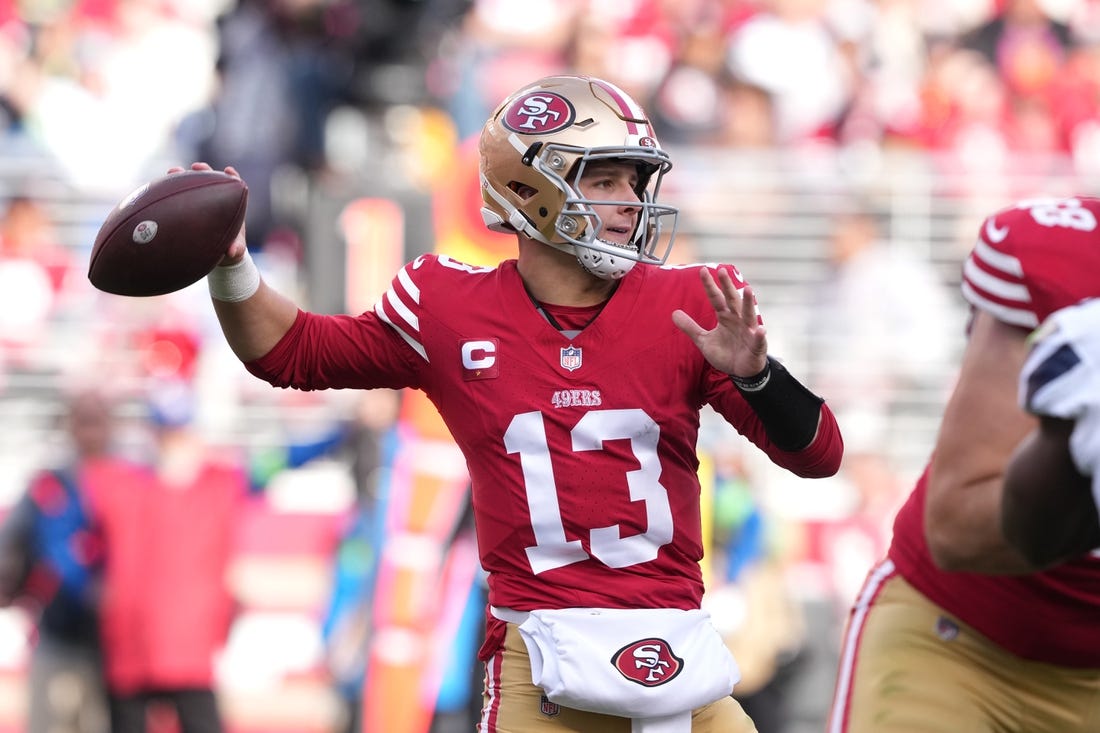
[88,169,248,297]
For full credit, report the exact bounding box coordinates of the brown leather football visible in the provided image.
[88,169,248,297]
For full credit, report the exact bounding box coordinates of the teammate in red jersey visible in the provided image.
[1002,297,1100,567]
[184,74,843,732]
[828,198,1100,733]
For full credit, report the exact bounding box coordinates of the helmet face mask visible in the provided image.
[479,75,680,280]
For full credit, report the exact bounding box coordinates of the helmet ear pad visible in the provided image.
[495,179,572,240]
[509,182,538,199]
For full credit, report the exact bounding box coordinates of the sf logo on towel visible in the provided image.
[611,638,683,686]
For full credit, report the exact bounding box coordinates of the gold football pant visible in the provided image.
[829,560,1100,733]
[479,622,759,732]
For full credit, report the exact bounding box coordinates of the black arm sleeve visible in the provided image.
[730,356,824,452]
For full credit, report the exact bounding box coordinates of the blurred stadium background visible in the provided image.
[0,0,1096,731]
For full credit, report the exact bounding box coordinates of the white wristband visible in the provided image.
[207,250,260,302]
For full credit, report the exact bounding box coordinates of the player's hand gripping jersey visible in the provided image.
[1019,298,1100,518]
[890,197,1100,666]
[246,254,841,656]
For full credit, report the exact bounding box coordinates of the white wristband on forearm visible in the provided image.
[207,250,260,302]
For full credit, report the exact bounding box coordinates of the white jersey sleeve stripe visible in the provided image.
[397,265,421,301]
[374,300,429,362]
[972,238,1024,277]
[961,238,1038,327]
[384,286,420,332]
[962,255,1031,303]
[960,281,1039,328]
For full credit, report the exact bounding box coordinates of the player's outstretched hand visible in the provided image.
[672,267,769,378]
[167,162,248,266]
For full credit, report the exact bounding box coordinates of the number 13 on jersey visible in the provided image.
[504,408,675,574]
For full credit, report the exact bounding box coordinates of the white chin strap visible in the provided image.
[544,238,637,281]
[574,239,638,280]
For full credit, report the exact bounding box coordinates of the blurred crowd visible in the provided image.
[0,0,1090,731]
[434,0,1100,162]
[1,0,1099,217]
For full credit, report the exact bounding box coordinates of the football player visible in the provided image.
[185,74,844,732]
[828,199,1100,733]
[1002,297,1100,568]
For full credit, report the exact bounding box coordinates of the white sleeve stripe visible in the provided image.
[385,286,419,331]
[972,238,1024,277]
[374,301,429,362]
[397,265,420,302]
[960,281,1039,328]
[962,256,1031,303]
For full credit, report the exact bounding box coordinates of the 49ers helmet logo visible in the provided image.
[502,92,575,134]
[611,638,683,687]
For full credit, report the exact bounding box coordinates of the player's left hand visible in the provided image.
[672,267,769,378]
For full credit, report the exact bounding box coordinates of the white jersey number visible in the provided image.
[503,409,674,574]
[1021,198,1099,231]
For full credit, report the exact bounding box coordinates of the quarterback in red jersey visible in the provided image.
[829,198,1100,733]
[184,75,843,732]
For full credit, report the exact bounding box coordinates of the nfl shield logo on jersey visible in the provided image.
[560,345,582,372]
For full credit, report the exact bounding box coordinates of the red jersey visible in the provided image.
[249,256,841,623]
[889,197,1100,667]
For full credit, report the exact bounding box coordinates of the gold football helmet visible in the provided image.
[478,75,679,280]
